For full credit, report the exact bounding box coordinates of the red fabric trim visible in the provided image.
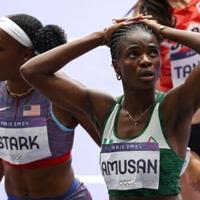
[3,152,71,169]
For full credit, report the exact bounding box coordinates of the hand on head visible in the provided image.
[138,18,165,35]
[121,15,166,41]
[103,14,153,46]
[117,14,164,35]
[112,14,152,23]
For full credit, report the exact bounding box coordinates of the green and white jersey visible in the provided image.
[100,92,185,198]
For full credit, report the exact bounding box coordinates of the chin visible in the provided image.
[140,83,155,90]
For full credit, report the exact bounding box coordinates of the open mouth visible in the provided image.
[139,71,154,81]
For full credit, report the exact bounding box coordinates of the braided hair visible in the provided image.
[135,0,174,27]
[8,14,67,54]
[109,23,158,60]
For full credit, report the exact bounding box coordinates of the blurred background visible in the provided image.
[0,1,137,199]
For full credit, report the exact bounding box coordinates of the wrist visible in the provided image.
[88,31,106,47]
[159,25,166,35]
[158,25,167,41]
[93,30,108,46]
[100,28,109,46]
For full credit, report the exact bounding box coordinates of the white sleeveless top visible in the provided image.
[100,97,189,192]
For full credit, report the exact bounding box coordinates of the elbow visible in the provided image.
[20,60,39,84]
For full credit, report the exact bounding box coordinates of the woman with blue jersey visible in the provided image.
[0,13,99,200]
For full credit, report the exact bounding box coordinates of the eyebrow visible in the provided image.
[124,44,139,52]
[148,44,159,48]
[124,43,159,51]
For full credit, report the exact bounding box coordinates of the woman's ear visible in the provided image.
[112,59,118,71]
[23,48,35,62]
[112,59,115,66]
[112,59,122,80]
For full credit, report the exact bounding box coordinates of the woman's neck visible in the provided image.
[168,0,191,9]
[123,90,155,115]
[6,80,34,98]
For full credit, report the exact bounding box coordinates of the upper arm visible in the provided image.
[182,66,200,112]
[23,71,91,115]
[161,86,193,128]
[163,64,200,121]
[159,77,200,154]
[22,68,116,133]
[74,112,102,146]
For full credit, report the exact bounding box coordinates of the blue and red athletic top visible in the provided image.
[0,81,74,168]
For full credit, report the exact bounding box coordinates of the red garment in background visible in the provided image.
[158,0,200,92]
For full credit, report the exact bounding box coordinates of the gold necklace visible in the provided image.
[125,104,153,127]
[6,83,34,97]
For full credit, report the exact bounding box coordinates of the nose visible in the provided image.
[139,54,152,68]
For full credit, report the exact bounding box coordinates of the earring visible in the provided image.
[24,57,28,61]
[116,74,121,80]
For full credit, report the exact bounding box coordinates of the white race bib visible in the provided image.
[0,117,51,164]
[171,49,200,87]
[171,22,200,88]
[100,142,160,190]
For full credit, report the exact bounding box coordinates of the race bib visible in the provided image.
[171,49,200,87]
[100,142,160,190]
[0,117,51,164]
[170,22,200,88]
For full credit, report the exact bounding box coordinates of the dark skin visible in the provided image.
[133,2,200,198]
[0,28,100,198]
[112,31,161,139]
[141,14,200,200]
[21,16,200,199]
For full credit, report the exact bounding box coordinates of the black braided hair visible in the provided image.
[7,14,67,54]
[135,0,174,27]
[109,23,159,60]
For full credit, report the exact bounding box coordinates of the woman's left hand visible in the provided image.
[103,15,152,46]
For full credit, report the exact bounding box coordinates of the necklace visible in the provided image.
[125,104,153,127]
[6,82,34,97]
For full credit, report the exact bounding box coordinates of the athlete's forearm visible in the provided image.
[161,26,200,110]
[20,31,105,80]
[160,26,200,53]
[140,18,200,53]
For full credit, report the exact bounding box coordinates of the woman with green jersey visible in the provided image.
[21,15,200,200]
